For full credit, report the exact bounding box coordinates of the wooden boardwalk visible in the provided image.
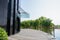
[8,29,55,40]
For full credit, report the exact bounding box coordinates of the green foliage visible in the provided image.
[21,21,30,28]
[55,25,60,29]
[21,16,54,34]
[38,16,53,34]
[0,27,8,40]
[40,19,52,27]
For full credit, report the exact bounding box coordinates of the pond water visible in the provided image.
[55,29,60,40]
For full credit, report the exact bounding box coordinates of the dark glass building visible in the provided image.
[0,0,20,36]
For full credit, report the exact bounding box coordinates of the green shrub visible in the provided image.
[0,27,8,40]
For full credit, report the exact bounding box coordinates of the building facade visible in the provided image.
[0,0,20,36]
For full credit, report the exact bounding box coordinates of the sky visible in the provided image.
[19,0,60,25]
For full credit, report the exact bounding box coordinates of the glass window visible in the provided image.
[18,0,30,18]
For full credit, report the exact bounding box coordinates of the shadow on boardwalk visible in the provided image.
[8,29,55,40]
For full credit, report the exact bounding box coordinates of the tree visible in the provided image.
[21,20,31,28]
[38,16,47,30]
[21,16,54,34]
[34,20,40,29]
[40,18,53,34]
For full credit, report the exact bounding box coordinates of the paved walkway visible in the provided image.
[8,29,55,40]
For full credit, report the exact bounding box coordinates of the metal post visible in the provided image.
[51,26,55,39]
[17,17,20,32]
[53,26,55,38]
[6,0,12,36]
[17,0,20,32]
[12,0,16,34]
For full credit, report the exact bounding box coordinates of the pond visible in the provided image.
[55,29,60,40]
